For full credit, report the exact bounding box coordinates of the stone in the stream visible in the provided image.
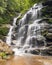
[48,29,52,33]
[46,33,52,40]
[45,48,52,55]
[47,42,52,47]
[28,49,40,55]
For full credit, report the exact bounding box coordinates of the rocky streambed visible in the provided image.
[0,55,52,65]
[0,40,52,65]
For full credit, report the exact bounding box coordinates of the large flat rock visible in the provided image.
[0,55,52,65]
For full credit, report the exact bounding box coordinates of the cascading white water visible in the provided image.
[6,17,17,45]
[6,3,47,55]
[6,26,13,45]
[6,14,21,46]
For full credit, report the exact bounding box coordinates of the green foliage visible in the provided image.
[48,19,52,24]
[0,0,42,24]
[0,27,9,36]
[0,52,8,59]
[0,52,6,57]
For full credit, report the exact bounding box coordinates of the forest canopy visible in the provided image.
[0,0,44,24]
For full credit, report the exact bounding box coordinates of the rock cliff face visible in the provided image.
[28,0,52,55]
[26,0,52,56]
[41,0,52,55]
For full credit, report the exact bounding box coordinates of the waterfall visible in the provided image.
[6,14,21,46]
[6,26,13,45]
[6,3,47,55]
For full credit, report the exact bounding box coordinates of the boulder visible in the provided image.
[47,42,52,47]
[48,29,52,33]
[28,49,40,55]
[46,48,52,55]
[0,40,14,59]
[46,33,52,40]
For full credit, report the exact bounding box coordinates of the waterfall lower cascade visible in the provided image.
[6,3,49,56]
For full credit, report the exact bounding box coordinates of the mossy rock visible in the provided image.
[46,33,52,40]
[47,42,52,47]
[41,29,48,36]
[48,19,52,24]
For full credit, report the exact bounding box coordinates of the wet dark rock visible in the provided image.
[22,25,28,42]
[42,0,52,6]
[11,42,15,45]
[47,42,52,47]
[37,40,45,47]
[46,33,52,40]
[41,29,48,36]
[29,37,37,47]
[12,35,16,40]
[38,19,48,23]
[32,7,38,9]
[40,49,52,56]
[25,50,28,53]
[46,48,52,56]
[24,12,32,25]
[29,50,39,55]
[26,12,32,20]
[48,29,52,33]
[19,12,32,26]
